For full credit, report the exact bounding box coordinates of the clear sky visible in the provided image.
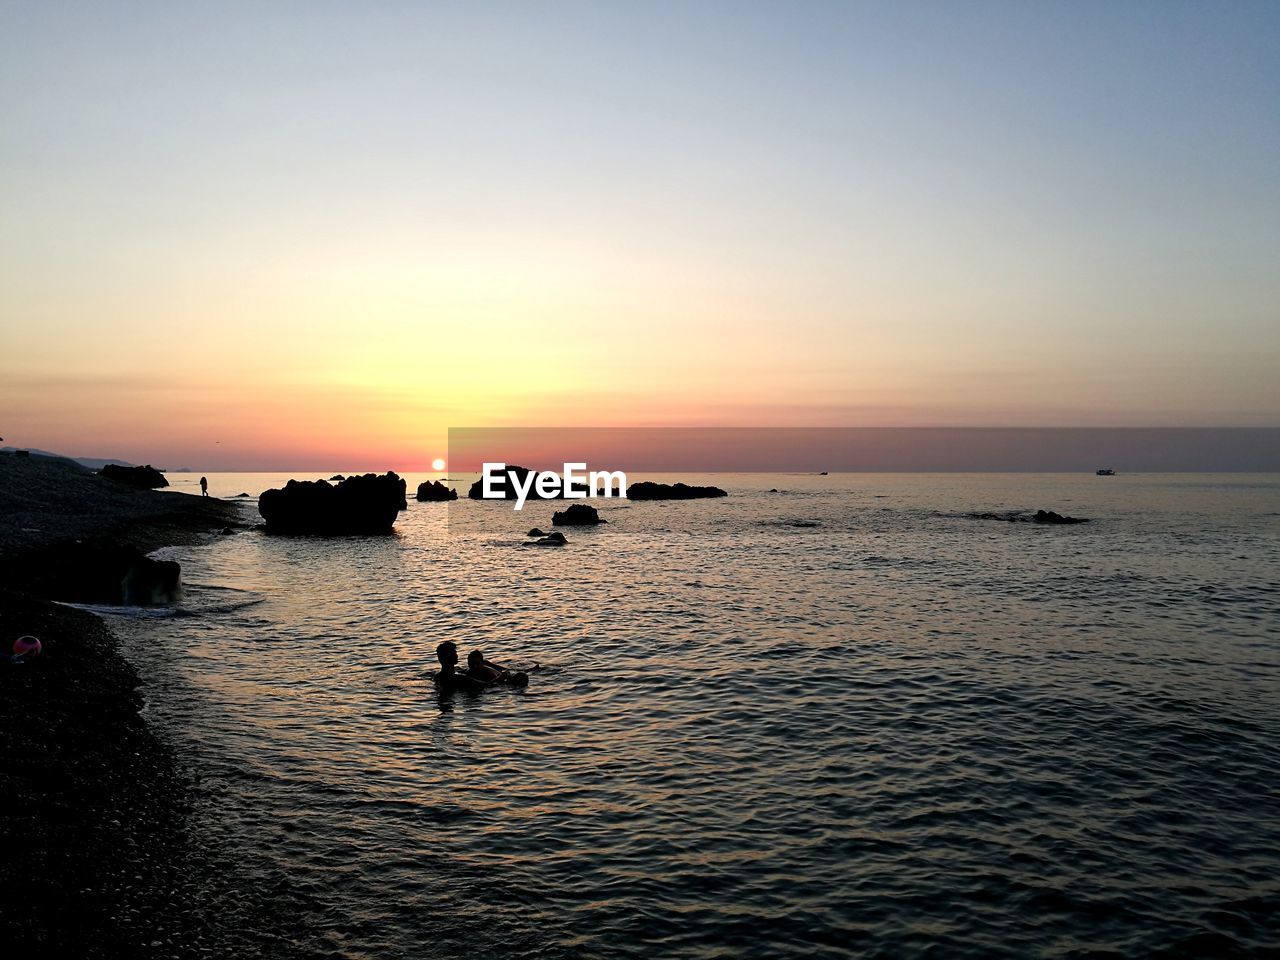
[2,1,1277,469]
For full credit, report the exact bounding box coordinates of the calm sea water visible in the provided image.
[109,473,1279,958]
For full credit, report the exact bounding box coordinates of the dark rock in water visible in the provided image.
[468,463,532,500]
[522,531,568,547]
[769,488,779,493]
[220,527,234,535]
[416,480,458,502]
[626,481,727,500]
[16,541,181,605]
[467,464,589,500]
[969,509,1090,525]
[258,472,404,534]
[969,511,1014,522]
[552,504,604,526]
[1033,509,1089,525]
[99,463,168,489]
[232,492,252,498]
[527,528,549,537]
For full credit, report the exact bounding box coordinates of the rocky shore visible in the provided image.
[0,453,246,957]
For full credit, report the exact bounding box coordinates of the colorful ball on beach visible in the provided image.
[12,636,41,658]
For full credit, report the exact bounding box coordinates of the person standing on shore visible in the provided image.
[199,476,208,497]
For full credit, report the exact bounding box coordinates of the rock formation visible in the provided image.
[99,464,168,489]
[968,509,1090,525]
[467,465,581,500]
[15,541,181,606]
[416,480,458,502]
[522,531,568,546]
[1032,509,1090,525]
[626,481,727,500]
[552,504,605,525]
[258,472,404,534]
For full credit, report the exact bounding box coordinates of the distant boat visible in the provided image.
[1096,468,1115,476]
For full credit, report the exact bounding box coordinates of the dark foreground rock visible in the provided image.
[552,503,605,525]
[527,527,549,537]
[416,480,458,502]
[259,472,405,534]
[16,541,182,605]
[99,463,168,489]
[626,481,728,500]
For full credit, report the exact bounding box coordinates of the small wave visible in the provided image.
[60,600,179,619]
[174,596,268,618]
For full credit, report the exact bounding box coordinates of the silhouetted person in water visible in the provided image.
[199,476,208,497]
[468,650,503,683]
[468,649,530,688]
[436,640,461,684]
[436,640,487,689]
[435,640,529,689]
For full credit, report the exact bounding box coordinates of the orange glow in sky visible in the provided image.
[1,6,1276,469]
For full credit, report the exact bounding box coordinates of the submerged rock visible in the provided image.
[969,509,1090,525]
[526,527,549,537]
[522,531,567,547]
[258,472,404,534]
[1033,509,1089,525]
[552,504,604,526]
[626,481,727,500]
[99,463,168,489]
[416,480,458,502]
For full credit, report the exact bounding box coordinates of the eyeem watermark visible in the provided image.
[482,462,627,511]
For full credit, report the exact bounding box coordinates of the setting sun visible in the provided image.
[431,458,446,471]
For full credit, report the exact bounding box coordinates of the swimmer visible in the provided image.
[434,640,466,686]
[467,650,503,683]
[468,649,531,688]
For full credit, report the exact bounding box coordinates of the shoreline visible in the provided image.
[0,453,248,957]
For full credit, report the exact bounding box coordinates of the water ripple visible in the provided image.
[112,473,1280,958]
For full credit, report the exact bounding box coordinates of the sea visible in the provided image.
[101,472,1278,958]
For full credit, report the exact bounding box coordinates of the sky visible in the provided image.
[1,1,1277,470]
